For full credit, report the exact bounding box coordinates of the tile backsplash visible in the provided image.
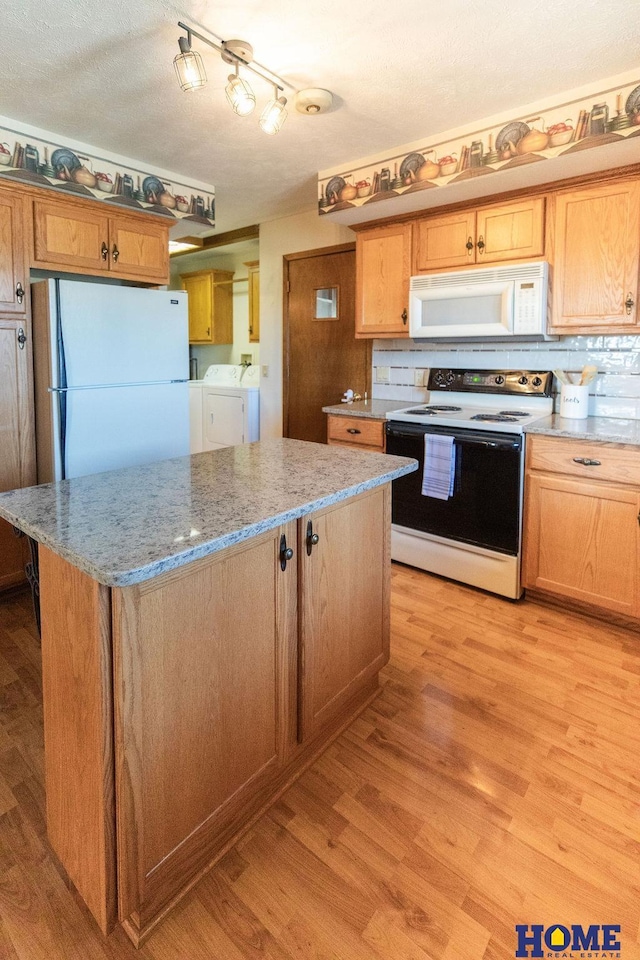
[372,335,640,419]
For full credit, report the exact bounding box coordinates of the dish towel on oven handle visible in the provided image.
[422,434,456,499]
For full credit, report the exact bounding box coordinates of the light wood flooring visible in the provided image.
[0,565,639,959]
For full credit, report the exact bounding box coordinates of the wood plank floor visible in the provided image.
[1,566,639,959]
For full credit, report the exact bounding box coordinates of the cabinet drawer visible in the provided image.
[527,434,640,485]
[327,415,385,450]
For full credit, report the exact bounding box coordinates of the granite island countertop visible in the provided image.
[0,438,417,588]
[322,399,410,419]
[524,415,640,446]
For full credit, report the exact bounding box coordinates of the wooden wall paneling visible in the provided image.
[38,546,116,934]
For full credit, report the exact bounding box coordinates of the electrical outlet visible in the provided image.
[414,368,426,387]
[261,364,269,378]
[376,366,390,384]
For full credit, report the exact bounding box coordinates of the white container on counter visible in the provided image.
[560,383,589,419]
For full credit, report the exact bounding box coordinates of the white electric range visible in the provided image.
[385,368,554,599]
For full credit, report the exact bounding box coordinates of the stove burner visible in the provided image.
[499,410,530,417]
[470,414,519,422]
[402,407,438,415]
[423,405,463,412]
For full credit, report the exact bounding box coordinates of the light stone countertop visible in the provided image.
[0,439,417,588]
[524,415,640,446]
[322,399,410,419]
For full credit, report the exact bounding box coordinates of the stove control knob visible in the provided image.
[433,370,446,386]
[532,376,543,387]
[494,375,505,385]
[518,376,529,385]
[446,371,455,385]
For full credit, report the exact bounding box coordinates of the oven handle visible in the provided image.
[386,425,520,451]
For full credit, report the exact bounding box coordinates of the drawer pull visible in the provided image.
[346,428,361,435]
[572,457,601,466]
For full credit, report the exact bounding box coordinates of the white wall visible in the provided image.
[170,242,259,377]
[259,210,355,438]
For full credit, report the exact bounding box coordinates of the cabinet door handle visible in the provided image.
[572,457,601,466]
[346,427,361,435]
[279,533,294,571]
[466,236,474,253]
[112,244,120,263]
[15,282,25,304]
[306,520,320,556]
[477,235,485,253]
[101,242,109,261]
[16,327,26,350]
[401,308,407,325]
[625,292,635,315]
[206,327,210,337]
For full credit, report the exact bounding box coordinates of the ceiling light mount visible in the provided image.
[294,88,334,115]
[174,20,334,135]
[221,39,254,66]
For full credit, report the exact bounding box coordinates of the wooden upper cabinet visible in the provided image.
[181,269,233,344]
[551,180,640,331]
[109,216,169,281]
[414,210,476,272]
[0,190,27,315]
[355,223,411,338]
[476,197,545,264]
[32,198,169,283]
[33,199,110,272]
[414,198,545,272]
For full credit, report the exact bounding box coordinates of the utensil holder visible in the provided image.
[560,384,589,419]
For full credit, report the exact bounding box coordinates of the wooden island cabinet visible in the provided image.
[0,440,415,946]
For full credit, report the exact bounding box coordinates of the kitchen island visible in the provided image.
[0,439,417,946]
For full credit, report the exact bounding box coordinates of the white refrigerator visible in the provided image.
[32,279,190,483]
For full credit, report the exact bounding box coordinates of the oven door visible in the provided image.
[386,421,522,555]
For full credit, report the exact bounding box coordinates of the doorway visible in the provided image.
[284,244,371,443]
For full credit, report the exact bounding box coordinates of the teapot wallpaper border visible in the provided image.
[0,122,215,226]
[318,76,640,214]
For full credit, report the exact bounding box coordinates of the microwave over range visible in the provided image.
[409,260,556,341]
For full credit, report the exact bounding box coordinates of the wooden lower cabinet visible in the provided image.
[299,486,389,740]
[39,487,391,945]
[326,413,386,452]
[0,318,35,589]
[523,436,640,617]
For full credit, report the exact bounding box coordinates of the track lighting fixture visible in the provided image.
[174,20,334,135]
[225,63,256,117]
[260,88,288,136]
[173,33,207,92]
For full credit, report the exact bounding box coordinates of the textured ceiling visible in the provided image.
[2,0,639,232]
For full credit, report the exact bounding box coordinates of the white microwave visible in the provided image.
[409,261,555,341]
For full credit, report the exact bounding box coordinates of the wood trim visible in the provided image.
[38,546,116,935]
[283,242,356,263]
[526,586,640,634]
[171,225,260,256]
[349,162,640,232]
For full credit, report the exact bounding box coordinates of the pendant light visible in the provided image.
[225,63,256,116]
[173,34,207,92]
[260,87,288,135]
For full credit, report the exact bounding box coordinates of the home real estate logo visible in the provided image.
[515,924,621,957]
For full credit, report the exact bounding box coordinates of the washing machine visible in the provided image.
[189,364,260,452]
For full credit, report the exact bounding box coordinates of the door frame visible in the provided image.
[283,242,369,439]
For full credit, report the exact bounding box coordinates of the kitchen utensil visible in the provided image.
[339,182,358,201]
[495,121,529,153]
[553,369,570,385]
[579,364,598,385]
[416,152,440,181]
[399,152,425,180]
[72,156,97,189]
[159,183,177,209]
[560,383,589,419]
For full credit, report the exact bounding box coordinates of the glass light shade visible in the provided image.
[225,73,256,116]
[259,96,288,135]
[173,49,207,92]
